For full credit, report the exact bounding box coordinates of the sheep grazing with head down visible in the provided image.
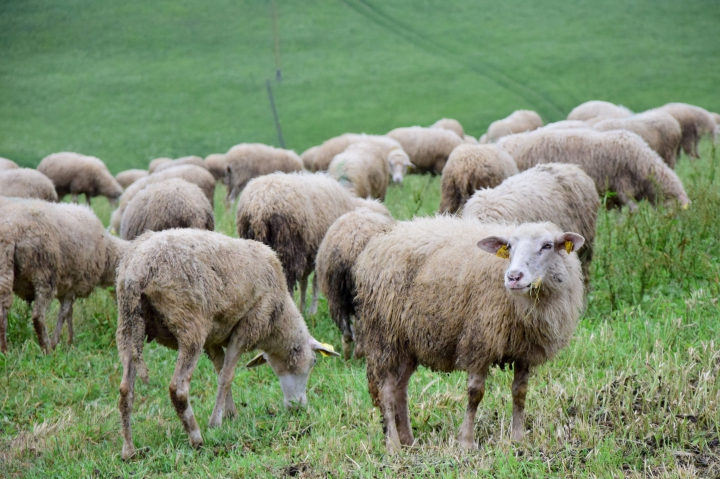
[147,158,173,174]
[430,118,465,138]
[439,144,518,214]
[110,164,215,234]
[567,100,633,123]
[300,146,319,171]
[204,154,228,181]
[223,143,304,207]
[153,156,207,174]
[0,197,128,353]
[386,126,463,174]
[315,207,394,360]
[593,110,682,168]
[502,128,690,210]
[115,169,148,189]
[311,134,405,173]
[653,103,716,159]
[236,172,390,314]
[0,168,58,202]
[0,158,19,171]
[328,142,390,200]
[355,217,585,452]
[481,110,543,143]
[462,163,599,284]
[120,179,214,241]
[37,152,123,205]
[116,228,339,460]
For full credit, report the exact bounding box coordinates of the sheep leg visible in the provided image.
[169,344,204,448]
[511,361,530,441]
[0,302,7,353]
[206,345,237,422]
[458,369,488,449]
[119,350,137,460]
[209,333,247,428]
[379,371,402,453]
[342,331,353,361]
[308,273,318,315]
[30,290,53,354]
[71,193,79,204]
[394,360,417,446]
[299,277,308,313]
[51,298,74,348]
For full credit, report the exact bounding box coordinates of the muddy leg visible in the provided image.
[380,372,401,453]
[168,344,204,448]
[394,360,417,446]
[342,332,353,361]
[206,345,237,423]
[511,361,530,441]
[119,354,138,460]
[31,290,53,353]
[209,333,246,428]
[299,276,308,313]
[458,369,488,449]
[51,298,74,348]
[308,273,318,315]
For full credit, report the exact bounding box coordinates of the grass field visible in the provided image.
[2,0,720,477]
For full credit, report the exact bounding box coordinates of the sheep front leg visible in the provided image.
[511,361,530,441]
[31,289,53,353]
[380,371,402,453]
[207,345,239,426]
[308,273,318,315]
[169,344,204,448]
[0,302,7,353]
[458,369,488,449]
[299,277,308,313]
[394,360,417,446]
[51,298,74,348]
[119,353,138,460]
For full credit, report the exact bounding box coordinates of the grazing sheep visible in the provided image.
[115,169,148,189]
[110,165,215,234]
[204,154,228,181]
[224,143,304,207]
[315,207,394,359]
[541,120,589,130]
[120,179,214,241]
[300,146,319,171]
[0,158,19,171]
[654,103,716,159]
[567,101,633,122]
[438,144,518,214]
[0,197,128,353]
[478,134,488,144]
[431,118,465,138]
[503,129,690,210]
[312,134,404,172]
[328,142,389,200]
[37,152,123,205]
[386,127,463,174]
[483,110,543,142]
[236,172,390,315]
[355,218,585,451]
[147,158,173,174]
[116,228,339,460]
[711,112,720,126]
[463,135,479,144]
[153,156,207,174]
[0,168,59,202]
[462,163,599,284]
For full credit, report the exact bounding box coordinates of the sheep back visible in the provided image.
[224,143,303,203]
[0,158,19,171]
[153,156,207,173]
[567,101,633,122]
[115,169,148,189]
[430,118,465,138]
[386,127,463,174]
[204,154,228,181]
[328,142,389,199]
[0,169,58,202]
[37,152,123,201]
[486,110,543,142]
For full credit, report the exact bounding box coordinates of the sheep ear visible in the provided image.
[555,233,585,254]
[403,159,414,167]
[309,338,341,358]
[246,352,268,368]
[477,236,510,258]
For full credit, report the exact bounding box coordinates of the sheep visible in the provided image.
[0,168,59,202]
[592,110,682,168]
[653,103,716,159]
[153,156,207,174]
[328,142,389,200]
[204,153,228,181]
[236,172,390,315]
[300,146,319,171]
[483,110,543,142]
[567,101,633,122]
[315,207,394,360]
[430,118,465,138]
[115,169,148,189]
[387,148,414,184]
[463,135,479,144]
[147,157,173,173]
[462,163,599,284]
[110,165,215,234]
[711,112,720,126]
[120,179,214,241]
[224,143,304,207]
[115,228,339,460]
[502,128,690,210]
[311,134,404,172]
[37,152,123,205]
[541,120,589,130]
[0,158,19,171]
[386,127,463,174]
[354,217,585,452]
[0,196,128,353]
[438,144,518,214]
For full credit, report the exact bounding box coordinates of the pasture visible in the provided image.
[1,0,720,477]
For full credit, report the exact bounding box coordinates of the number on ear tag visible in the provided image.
[496,244,510,259]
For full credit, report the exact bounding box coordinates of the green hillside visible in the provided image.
[1,0,718,171]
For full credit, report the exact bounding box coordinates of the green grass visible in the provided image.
[2,0,720,476]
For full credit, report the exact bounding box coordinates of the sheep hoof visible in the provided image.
[121,443,145,461]
[385,438,401,454]
[208,415,222,429]
[189,432,204,449]
[459,439,478,450]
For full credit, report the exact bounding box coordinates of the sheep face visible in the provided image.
[478,225,584,295]
[388,150,413,183]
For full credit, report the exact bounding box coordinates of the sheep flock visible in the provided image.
[1,99,718,459]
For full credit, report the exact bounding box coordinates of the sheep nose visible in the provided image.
[506,271,524,282]
[392,175,403,183]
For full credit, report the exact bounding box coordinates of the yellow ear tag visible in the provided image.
[317,342,339,357]
[564,241,573,254]
[682,203,689,210]
[496,244,510,259]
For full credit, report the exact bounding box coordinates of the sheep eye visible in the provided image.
[541,243,552,250]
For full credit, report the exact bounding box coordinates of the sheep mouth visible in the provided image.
[506,283,531,292]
